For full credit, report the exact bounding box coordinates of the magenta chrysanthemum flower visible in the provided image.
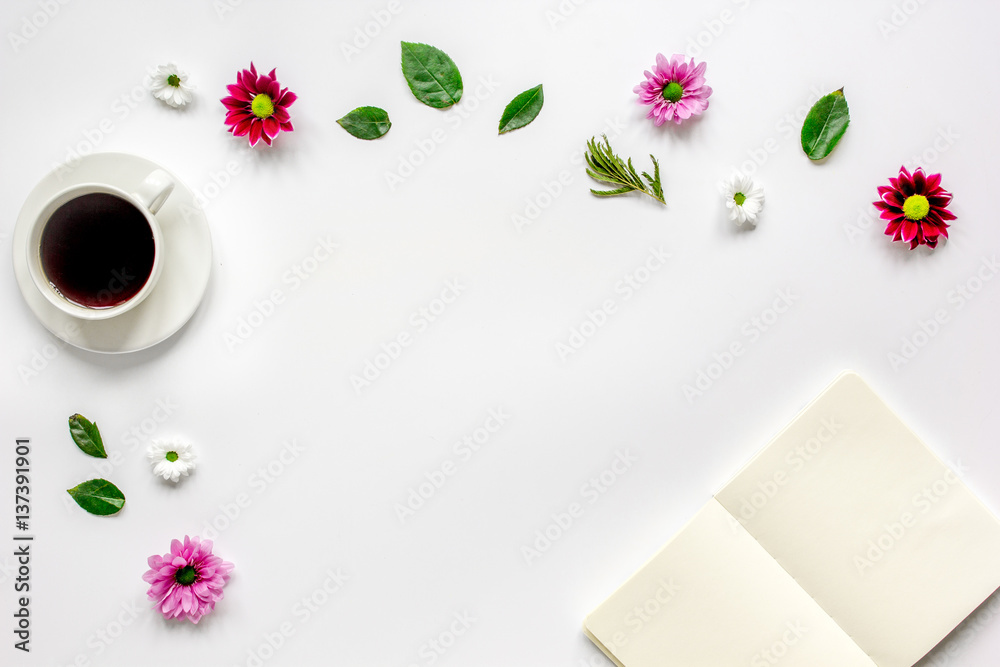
[634,53,712,126]
[874,166,955,249]
[222,62,296,147]
[142,535,234,624]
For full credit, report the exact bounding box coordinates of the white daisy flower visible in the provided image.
[149,63,193,108]
[147,438,197,482]
[720,173,765,226]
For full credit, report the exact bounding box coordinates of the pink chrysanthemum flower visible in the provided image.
[142,536,234,624]
[874,166,955,249]
[222,62,296,147]
[634,53,712,126]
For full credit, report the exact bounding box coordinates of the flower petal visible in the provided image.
[263,117,280,138]
[226,84,253,102]
[249,121,263,146]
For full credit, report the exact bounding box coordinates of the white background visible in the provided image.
[2,0,999,665]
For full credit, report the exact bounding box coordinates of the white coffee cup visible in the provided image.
[25,169,174,320]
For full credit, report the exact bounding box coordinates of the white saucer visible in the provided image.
[12,152,212,353]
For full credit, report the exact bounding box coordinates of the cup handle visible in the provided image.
[132,169,175,215]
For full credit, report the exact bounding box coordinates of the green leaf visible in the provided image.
[584,135,666,205]
[67,479,125,516]
[401,41,463,108]
[68,414,106,458]
[498,85,544,134]
[801,88,850,160]
[337,106,392,140]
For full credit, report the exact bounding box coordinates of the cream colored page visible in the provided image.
[584,498,877,667]
[714,372,1000,667]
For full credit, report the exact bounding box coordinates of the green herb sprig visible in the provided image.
[585,135,665,205]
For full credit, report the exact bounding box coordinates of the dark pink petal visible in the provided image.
[280,121,294,132]
[898,174,915,196]
[277,90,297,107]
[256,74,272,92]
[937,208,957,221]
[900,219,918,242]
[912,169,926,192]
[225,111,253,126]
[267,79,280,98]
[925,172,941,190]
[233,117,254,136]
[222,96,249,110]
[263,117,280,138]
[261,132,272,146]
[243,72,258,94]
[272,107,290,123]
[249,62,257,77]
[882,191,904,207]
[249,121,263,146]
[227,84,253,101]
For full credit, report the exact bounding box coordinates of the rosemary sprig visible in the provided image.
[585,135,665,205]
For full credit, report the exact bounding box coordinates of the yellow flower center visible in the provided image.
[902,194,930,221]
[251,94,274,119]
[734,192,746,206]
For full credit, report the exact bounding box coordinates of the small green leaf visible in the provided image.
[401,41,463,108]
[801,88,850,160]
[67,479,125,516]
[337,106,392,140]
[498,85,544,134]
[69,414,106,458]
[584,135,665,205]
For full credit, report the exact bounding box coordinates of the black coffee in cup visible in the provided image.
[40,193,155,308]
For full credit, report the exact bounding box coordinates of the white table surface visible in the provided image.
[2,0,999,665]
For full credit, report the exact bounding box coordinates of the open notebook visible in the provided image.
[584,372,1000,666]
